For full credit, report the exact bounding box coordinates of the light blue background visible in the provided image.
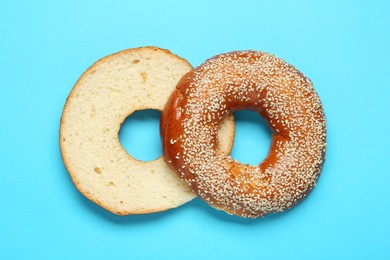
[1,0,389,259]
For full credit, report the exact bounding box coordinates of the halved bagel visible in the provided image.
[60,47,235,215]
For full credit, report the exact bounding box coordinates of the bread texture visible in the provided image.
[60,47,235,215]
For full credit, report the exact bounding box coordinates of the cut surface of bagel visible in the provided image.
[60,47,235,215]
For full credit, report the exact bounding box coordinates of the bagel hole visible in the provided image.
[119,109,162,162]
[230,110,272,166]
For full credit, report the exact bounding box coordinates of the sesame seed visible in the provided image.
[164,51,326,218]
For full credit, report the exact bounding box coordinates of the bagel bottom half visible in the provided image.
[60,47,235,215]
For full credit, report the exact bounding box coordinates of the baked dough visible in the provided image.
[161,51,326,218]
[60,47,235,215]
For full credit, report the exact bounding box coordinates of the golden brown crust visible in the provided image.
[161,51,326,218]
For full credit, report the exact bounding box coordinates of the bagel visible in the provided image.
[161,51,326,218]
[59,47,235,215]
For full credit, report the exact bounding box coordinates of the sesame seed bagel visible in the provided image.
[161,51,326,218]
[60,47,235,215]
